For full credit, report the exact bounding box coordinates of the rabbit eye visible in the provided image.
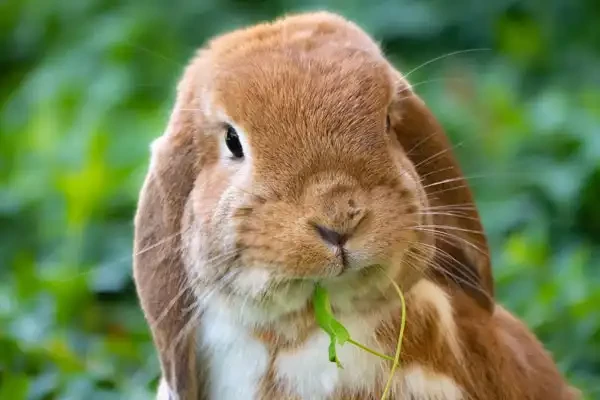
[225,124,244,158]
[385,115,391,131]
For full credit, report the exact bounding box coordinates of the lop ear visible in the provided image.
[133,60,204,400]
[389,74,494,312]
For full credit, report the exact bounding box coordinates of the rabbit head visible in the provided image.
[133,11,493,398]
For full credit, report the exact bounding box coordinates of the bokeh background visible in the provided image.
[1,0,599,399]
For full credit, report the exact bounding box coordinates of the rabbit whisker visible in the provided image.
[413,224,485,235]
[405,240,485,294]
[134,228,189,257]
[416,142,464,169]
[400,243,490,310]
[407,226,488,257]
[151,252,239,329]
[402,130,443,157]
[412,211,481,223]
[420,176,474,190]
[418,165,456,180]
[402,48,491,80]
[167,303,204,356]
[419,203,478,211]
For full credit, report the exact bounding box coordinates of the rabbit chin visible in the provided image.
[195,256,412,331]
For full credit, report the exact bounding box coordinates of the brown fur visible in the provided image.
[133,11,580,400]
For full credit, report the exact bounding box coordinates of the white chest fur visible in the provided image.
[274,313,385,399]
[197,301,463,400]
[199,303,270,400]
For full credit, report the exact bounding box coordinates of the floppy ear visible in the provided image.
[133,61,204,400]
[389,74,494,312]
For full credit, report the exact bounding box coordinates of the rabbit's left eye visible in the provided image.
[386,115,391,131]
[225,124,244,158]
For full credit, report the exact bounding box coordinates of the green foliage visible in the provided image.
[1,0,599,398]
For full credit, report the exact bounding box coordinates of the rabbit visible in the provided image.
[132,11,581,400]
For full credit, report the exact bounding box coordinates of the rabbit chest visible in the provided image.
[198,299,464,400]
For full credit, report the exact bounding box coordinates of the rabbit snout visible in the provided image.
[305,177,369,249]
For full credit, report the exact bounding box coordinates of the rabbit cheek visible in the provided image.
[181,167,240,282]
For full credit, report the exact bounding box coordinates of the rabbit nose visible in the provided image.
[311,203,367,247]
[314,224,348,246]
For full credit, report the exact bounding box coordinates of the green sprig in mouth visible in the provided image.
[312,275,407,400]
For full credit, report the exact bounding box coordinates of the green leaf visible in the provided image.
[313,283,348,368]
[330,319,350,345]
[328,339,342,368]
[313,283,334,336]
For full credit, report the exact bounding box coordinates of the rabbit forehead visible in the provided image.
[204,11,394,128]
[211,49,392,126]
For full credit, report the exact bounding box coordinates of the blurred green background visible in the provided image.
[1,0,599,399]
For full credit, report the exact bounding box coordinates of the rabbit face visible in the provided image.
[178,26,434,322]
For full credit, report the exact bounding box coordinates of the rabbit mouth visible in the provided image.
[212,262,401,328]
[234,262,391,302]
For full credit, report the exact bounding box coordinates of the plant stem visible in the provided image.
[380,277,407,400]
[346,338,394,362]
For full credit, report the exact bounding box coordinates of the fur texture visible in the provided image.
[133,11,580,400]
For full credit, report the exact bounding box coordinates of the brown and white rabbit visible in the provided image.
[133,11,580,400]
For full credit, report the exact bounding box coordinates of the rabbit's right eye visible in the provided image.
[225,125,244,159]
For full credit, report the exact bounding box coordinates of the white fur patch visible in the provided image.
[233,268,271,297]
[224,280,314,331]
[156,377,171,400]
[148,134,167,172]
[200,87,214,116]
[199,301,269,400]
[400,366,464,399]
[149,134,167,153]
[275,314,385,399]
